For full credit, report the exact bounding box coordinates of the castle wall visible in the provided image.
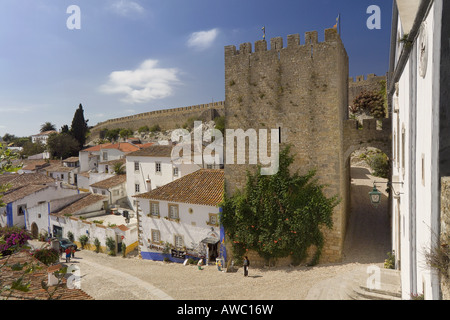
[89,102,225,141]
[349,73,386,106]
[224,28,349,264]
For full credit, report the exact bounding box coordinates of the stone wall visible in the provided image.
[441,177,450,300]
[224,28,349,265]
[89,102,225,142]
[349,74,386,107]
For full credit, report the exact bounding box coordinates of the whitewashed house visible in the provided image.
[44,157,80,186]
[89,174,127,207]
[125,144,202,212]
[31,130,57,145]
[133,169,224,263]
[0,173,78,229]
[78,142,141,173]
[47,193,138,255]
[388,0,450,300]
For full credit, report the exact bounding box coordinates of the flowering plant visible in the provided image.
[0,227,31,256]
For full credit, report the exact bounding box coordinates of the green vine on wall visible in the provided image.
[221,145,340,266]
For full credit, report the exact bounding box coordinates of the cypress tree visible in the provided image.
[70,104,89,148]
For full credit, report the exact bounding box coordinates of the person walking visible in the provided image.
[243,256,250,277]
[71,246,76,259]
[65,247,72,263]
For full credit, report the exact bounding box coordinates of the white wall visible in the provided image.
[1,185,78,229]
[391,1,442,300]
[137,198,220,254]
[126,155,200,211]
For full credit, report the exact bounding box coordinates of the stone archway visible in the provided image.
[31,222,39,239]
[342,147,391,264]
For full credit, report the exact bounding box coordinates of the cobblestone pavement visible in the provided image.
[29,166,395,300]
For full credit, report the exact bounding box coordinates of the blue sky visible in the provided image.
[0,0,393,137]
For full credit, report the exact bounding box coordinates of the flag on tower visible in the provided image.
[333,14,339,29]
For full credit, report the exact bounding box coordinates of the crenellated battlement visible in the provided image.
[95,101,224,126]
[343,118,392,160]
[224,28,341,56]
[349,73,385,83]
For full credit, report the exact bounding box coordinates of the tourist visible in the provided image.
[243,256,250,277]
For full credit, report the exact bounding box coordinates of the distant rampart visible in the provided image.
[89,101,225,141]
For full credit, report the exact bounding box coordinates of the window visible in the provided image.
[93,189,97,194]
[150,201,160,217]
[101,190,106,195]
[206,164,213,169]
[173,167,179,177]
[17,205,26,216]
[151,230,160,243]
[168,204,179,220]
[209,213,218,226]
[155,162,161,173]
[174,235,184,248]
[135,183,140,193]
[103,152,108,161]
[61,174,64,180]
[134,161,140,172]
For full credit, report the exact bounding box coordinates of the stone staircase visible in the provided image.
[348,268,402,300]
[305,265,402,300]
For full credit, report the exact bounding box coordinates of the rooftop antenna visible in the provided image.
[262,26,266,40]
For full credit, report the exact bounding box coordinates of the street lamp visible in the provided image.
[369,181,404,207]
[369,184,382,207]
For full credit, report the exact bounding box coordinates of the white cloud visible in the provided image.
[110,0,144,16]
[100,59,180,104]
[187,28,219,51]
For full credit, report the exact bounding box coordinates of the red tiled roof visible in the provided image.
[82,142,140,153]
[125,144,173,158]
[90,174,126,189]
[51,193,107,216]
[0,251,94,300]
[134,169,224,206]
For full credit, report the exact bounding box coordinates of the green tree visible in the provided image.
[221,146,340,266]
[47,133,79,159]
[119,128,134,140]
[70,104,89,148]
[60,124,69,134]
[105,128,121,142]
[20,141,46,158]
[1,145,21,208]
[40,122,56,133]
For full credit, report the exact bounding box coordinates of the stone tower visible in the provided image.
[224,28,350,263]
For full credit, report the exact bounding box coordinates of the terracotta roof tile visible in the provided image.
[52,193,107,216]
[0,251,93,300]
[82,142,140,153]
[2,184,49,204]
[125,144,173,158]
[90,174,126,189]
[134,169,224,206]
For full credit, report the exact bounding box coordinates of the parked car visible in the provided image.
[59,238,78,251]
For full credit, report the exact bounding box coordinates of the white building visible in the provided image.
[0,173,78,229]
[125,144,201,211]
[134,169,224,263]
[78,142,143,173]
[89,174,127,207]
[388,0,450,300]
[31,130,57,145]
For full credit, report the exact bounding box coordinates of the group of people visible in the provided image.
[197,256,251,277]
[61,246,76,263]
